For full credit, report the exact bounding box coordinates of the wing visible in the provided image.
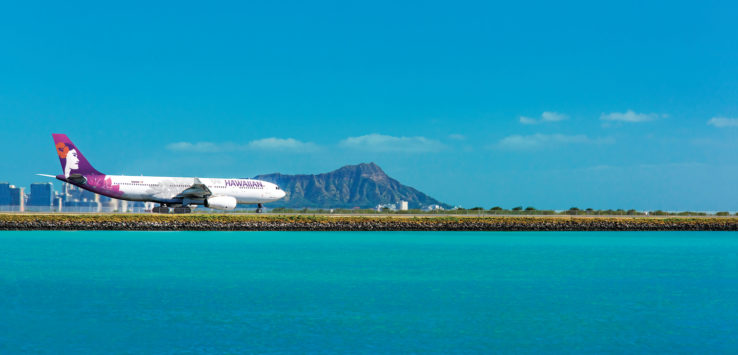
[178,178,212,198]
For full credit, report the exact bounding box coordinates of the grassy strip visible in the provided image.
[0,214,733,222]
[0,214,736,231]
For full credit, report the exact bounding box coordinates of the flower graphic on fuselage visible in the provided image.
[85,174,123,197]
[56,142,69,159]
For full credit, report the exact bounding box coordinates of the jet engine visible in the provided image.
[204,196,237,210]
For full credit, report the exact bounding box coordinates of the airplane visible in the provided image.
[39,133,286,213]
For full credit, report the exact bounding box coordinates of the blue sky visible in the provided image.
[1,0,737,210]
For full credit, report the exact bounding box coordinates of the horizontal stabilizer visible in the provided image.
[36,174,56,178]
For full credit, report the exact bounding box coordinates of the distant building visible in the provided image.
[423,204,444,212]
[64,183,96,203]
[9,185,25,211]
[64,200,100,211]
[28,182,54,206]
[0,182,10,205]
[399,200,408,211]
[118,200,147,212]
[54,196,63,211]
[376,203,397,212]
[98,194,120,211]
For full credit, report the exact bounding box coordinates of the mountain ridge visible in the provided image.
[254,163,451,209]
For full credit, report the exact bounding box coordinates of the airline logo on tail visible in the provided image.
[52,134,122,198]
[52,133,101,178]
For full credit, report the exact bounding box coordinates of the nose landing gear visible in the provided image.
[256,203,264,213]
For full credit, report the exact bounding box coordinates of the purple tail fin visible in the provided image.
[52,134,102,178]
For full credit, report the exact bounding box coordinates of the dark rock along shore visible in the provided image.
[1,215,736,231]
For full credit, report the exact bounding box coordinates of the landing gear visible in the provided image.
[153,205,192,213]
[152,205,170,214]
[256,203,264,213]
[173,206,192,214]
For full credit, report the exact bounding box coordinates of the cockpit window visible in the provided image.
[276,186,280,190]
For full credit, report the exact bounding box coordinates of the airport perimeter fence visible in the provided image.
[0,206,272,214]
[0,206,151,213]
[2,205,735,216]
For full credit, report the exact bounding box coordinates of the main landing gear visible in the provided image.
[152,205,169,214]
[173,206,192,214]
[256,203,264,213]
[152,204,192,214]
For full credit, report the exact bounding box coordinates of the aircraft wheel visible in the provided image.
[173,207,192,214]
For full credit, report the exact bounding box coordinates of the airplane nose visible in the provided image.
[273,186,286,199]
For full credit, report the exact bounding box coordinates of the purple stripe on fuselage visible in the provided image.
[56,174,124,199]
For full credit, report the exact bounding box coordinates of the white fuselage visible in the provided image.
[106,175,285,204]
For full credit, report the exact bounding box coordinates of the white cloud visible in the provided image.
[448,134,466,140]
[541,111,568,122]
[247,137,319,152]
[497,134,614,150]
[166,138,318,153]
[519,111,568,124]
[707,117,738,128]
[519,116,538,125]
[600,110,662,123]
[339,134,445,153]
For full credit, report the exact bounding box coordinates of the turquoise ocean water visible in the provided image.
[1,231,737,354]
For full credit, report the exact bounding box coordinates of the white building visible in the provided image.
[376,203,397,212]
[399,200,408,211]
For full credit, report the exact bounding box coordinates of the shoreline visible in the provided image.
[1,214,737,231]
